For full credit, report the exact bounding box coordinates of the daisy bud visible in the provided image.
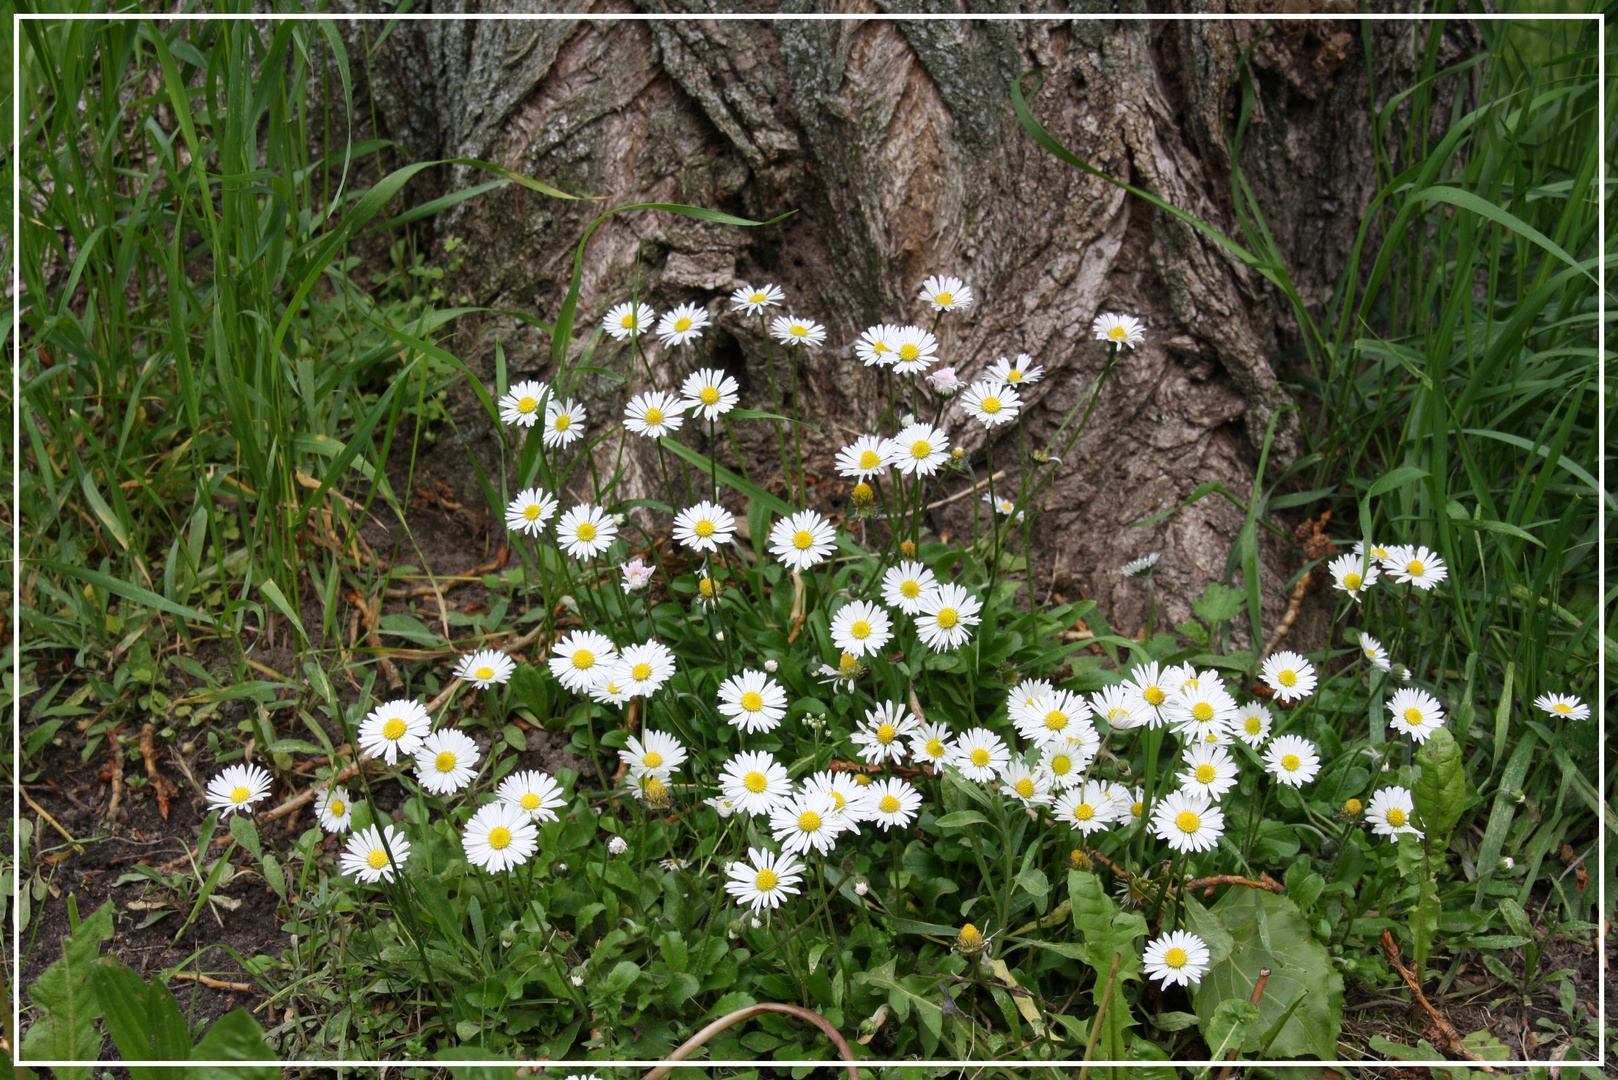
[715,631,725,641]
[570,974,585,987]
[641,775,672,810]
[854,881,870,896]
[750,916,763,929]
[764,658,779,673]
[853,773,872,787]
[851,481,875,507]
[1070,849,1092,870]
[899,540,917,558]
[955,923,987,955]
[1497,857,1516,873]
[1342,797,1364,818]
[555,862,568,874]
[727,924,741,939]
[949,448,965,462]
[607,836,629,856]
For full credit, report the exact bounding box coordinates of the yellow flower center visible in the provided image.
[1407,560,1425,576]
[523,503,542,521]
[750,292,767,303]
[901,580,920,598]
[744,771,768,793]
[643,751,663,768]
[854,774,871,786]
[553,414,571,431]
[700,386,720,405]
[488,826,512,850]
[852,482,873,501]
[435,751,457,774]
[230,786,250,804]
[572,650,594,670]
[576,522,597,541]
[620,313,637,328]
[981,397,1002,414]
[367,849,388,869]
[790,324,808,337]
[839,653,859,673]
[910,439,932,459]
[475,666,495,680]
[674,316,692,332]
[1050,755,1072,775]
[878,794,901,814]
[926,738,945,758]
[1404,708,1424,727]
[521,793,540,810]
[860,449,882,469]
[1176,810,1201,834]
[329,799,345,817]
[1195,764,1216,783]
[632,662,653,681]
[741,691,765,712]
[1553,703,1571,713]
[1386,808,1407,827]
[936,608,959,629]
[1164,947,1188,968]
[899,343,920,361]
[383,718,407,741]
[644,406,665,425]
[798,811,822,832]
[699,578,718,597]
[876,723,897,744]
[1008,370,1023,382]
[900,541,916,557]
[970,748,991,767]
[1144,686,1165,706]
[1073,803,1094,822]
[1045,710,1067,730]
[1015,778,1035,799]
[831,791,846,809]
[1344,798,1362,814]
[1190,702,1213,723]
[1132,801,1144,818]
[1108,326,1127,340]
[793,529,814,550]
[1245,716,1262,734]
[851,620,872,640]
[873,341,891,353]
[517,396,538,414]
[694,518,715,537]
[1344,572,1362,591]
[1281,753,1301,772]
[756,868,778,890]
[958,923,983,948]
[1279,669,1298,687]
[934,291,953,306]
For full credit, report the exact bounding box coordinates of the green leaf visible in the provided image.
[189,1008,278,1071]
[1193,888,1343,1059]
[1015,866,1049,901]
[1365,466,1431,499]
[33,559,216,625]
[1204,998,1261,1059]
[933,810,989,829]
[1412,726,1466,840]
[1180,895,1234,968]
[1068,871,1144,1059]
[91,959,193,1071]
[229,814,263,861]
[1192,582,1247,624]
[22,899,116,1074]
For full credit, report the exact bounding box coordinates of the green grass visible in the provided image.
[10,7,1606,1071]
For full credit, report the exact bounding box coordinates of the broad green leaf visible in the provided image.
[933,810,989,829]
[1413,726,1466,840]
[90,959,193,1072]
[1194,888,1342,1059]
[1365,466,1431,499]
[21,899,116,1075]
[1068,871,1144,1059]
[189,1008,278,1072]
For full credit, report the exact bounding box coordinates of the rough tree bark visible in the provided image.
[335,7,1478,644]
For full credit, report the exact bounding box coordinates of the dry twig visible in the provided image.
[1381,929,1494,1067]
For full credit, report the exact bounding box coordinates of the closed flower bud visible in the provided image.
[900,540,917,558]
[607,836,628,856]
[956,923,987,955]
[764,658,779,673]
[851,481,875,507]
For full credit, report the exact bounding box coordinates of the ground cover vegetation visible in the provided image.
[9,9,1605,1073]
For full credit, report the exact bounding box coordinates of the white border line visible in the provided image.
[9,8,1605,1075]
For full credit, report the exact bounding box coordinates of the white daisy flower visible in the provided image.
[717,669,789,734]
[850,701,919,766]
[1091,685,1147,731]
[1366,787,1421,838]
[1165,682,1239,741]
[615,640,677,697]
[455,648,515,689]
[725,847,804,911]
[1122,662,1174,729]
[1122,786,1146,825]
[620,730,687,780]
[1013,689,1094,747]
[889,325,940,375]
[910,721,954,769]
[1008,678,1055,712]
[772,791,848,856]
[1387,688,1446,743]
[830,600,894,659]
[463,800,538,873]
[770,314,827,347]
[656,302,711,347]
[1143,931,1210,988]
[1233,701,1274,746]
[556,503,618,559]
[358,699,431,765]
[1381,544,1448,591]
[205,764,273,818]
[768,509,837,571]
[719,751,794,816]
[620,558,656,593]
[731,283,785,314]
[505,487,558,537]
[918,274,972,312]
[603,301,656,341]
[1054,781,1119,835]
[672,501,736,555]
[680,367,740,421]
[588,674,632,706]
[867,777,922,831]
[926,366,963,395]
[707,795,740,818]
[1534,693,1590,721]
[316,785,354,833]
[548,630,619,693]
[949,727,1009,783]
[836,435,893,479]
[881,560,939,615]
[496,770,567,822]
[957,379,1022,428]
[623,391,686,438]
[1356,631,1392,672]
[916,582,982,651]
[1178,743,1240,799]
[983,494,1025,522]
[1039,742,1087,789]
[817,652,865,693]
[660,857,692,871]
[1328,553,1379,601]
[542,397,586,448]
[1264,735,1321,787]
[854,324,901,367]
[802,770,869,829]
[340,824,410,883]
[1352,540,1393,561]
[1151,789,1224,853]
[413,729,481,796]
[498,379,550,427]
[1260,651,1318,704]
[999,761,1054,808]
[1121,552,1161,578]
[1092,312,1146,349]
[987,353,1043,386]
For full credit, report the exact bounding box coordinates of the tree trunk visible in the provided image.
[337,8,1477,644]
